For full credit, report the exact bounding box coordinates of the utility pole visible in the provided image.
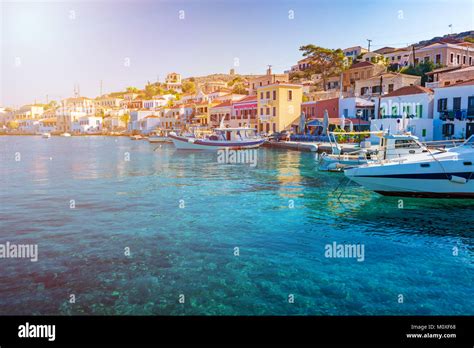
[367,39,372,52]
[377,75,383,119]
[412,45,416,66]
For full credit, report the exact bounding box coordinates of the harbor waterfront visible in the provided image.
[0,136,472,315]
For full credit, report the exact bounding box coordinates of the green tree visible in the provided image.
[7,120,19,129]
[182,80,196,94]
[126,86,140,93]
[401,61,443,86]
[231,83,248,95]
[299,45,346,90]
[120,112,130,126]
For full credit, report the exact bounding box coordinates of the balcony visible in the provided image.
[425,81,440,89]
[259,115,273,122]
[438,109,474,121]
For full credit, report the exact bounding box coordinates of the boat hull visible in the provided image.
[345,154,474,199]
[169,134,265,150]
[148,136,171,143]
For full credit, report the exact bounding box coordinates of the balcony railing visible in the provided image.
[438,109,474,121]
[425,81,440,88]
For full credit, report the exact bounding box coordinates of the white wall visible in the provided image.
[375,93,433,119]
[370,118,434,141]
[433,84,474,140]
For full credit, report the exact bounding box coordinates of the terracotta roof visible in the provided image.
[383,85,433,97]
[349,61,374,69]
[232,95,257,104]
[213,100,232,108]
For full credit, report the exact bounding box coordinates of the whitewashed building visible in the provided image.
[433,80,474,140]
[72,116,102,133]
[372,85,435,141]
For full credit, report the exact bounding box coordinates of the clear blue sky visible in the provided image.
[2,0,473,107]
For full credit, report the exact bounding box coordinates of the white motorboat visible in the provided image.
[130,135,143,140]
[60,132,71,137]
[42,132,51,139]
[319,131,428,172]
[169,127,264,150]
[344,136,474,198]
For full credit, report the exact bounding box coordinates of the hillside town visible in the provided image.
[2,31,474,142]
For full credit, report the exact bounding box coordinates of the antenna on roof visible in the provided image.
[367,39,372,52]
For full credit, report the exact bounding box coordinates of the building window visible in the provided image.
[424,56,430,63]
[288,90,293,101]
[437,98,448,112]
[266,91,270,99]
[266,108,270,115]
[464,55,467,65]
[388,84,394,93]
[450,53,454,63]
[457,54,460,64]
[260,108,263,115]
[372,85,381,94]
[273,90,276,100]
[435,54,441,65]
[453,97,461,111]
[416,104,423,118]
[260,92,264,100]
[272,107,276,116]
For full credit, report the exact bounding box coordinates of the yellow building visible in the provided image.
[257,83,302,133]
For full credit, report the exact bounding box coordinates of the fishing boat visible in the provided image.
[169,127,264,150]
[60,132,71,137]
[319,131,428,172]
[42,132,51,139]
[148,129,172,143]
[344,136,474,198]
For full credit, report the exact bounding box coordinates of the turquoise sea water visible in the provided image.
[0,136,472,315]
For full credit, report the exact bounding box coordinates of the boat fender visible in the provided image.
[449,175,467,184]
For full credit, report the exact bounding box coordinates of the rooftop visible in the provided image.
[348,61,374,69]
[382,85,433,97]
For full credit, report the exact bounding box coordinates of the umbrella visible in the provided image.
[323,110,329,135]
[299,111,306,135]
[340,114,346,131]
[349,120,354,132]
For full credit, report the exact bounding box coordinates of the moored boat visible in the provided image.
[60,132,71,137]
[344,136,474,198]
[42,132,51,139]
[169,127,264,150]
[148,129,173,143]
[319,131,428,172]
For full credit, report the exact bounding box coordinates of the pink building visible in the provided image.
[231,95,258,129]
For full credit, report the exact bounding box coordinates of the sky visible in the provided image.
[1,0,473,107]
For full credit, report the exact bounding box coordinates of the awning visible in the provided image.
[307,118,370,126]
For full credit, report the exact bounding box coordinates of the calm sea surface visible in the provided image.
[0,136,472,315]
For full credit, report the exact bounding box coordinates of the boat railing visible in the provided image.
[423,139,465,149]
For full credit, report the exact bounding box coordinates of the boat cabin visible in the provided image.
[380,133,427,160]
